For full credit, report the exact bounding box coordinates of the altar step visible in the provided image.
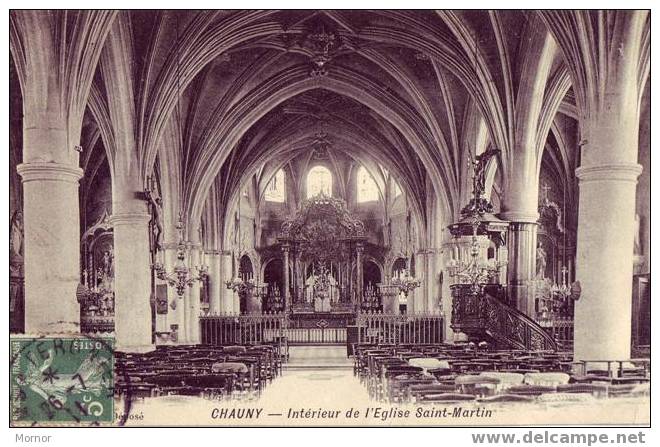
[285,345,353,371]
[285,364,353,371]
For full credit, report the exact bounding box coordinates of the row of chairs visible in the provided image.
[353,343,650,404]
[114,343,284,401]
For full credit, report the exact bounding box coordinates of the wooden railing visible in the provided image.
[199,313,347,345]
[355,312,444,345]
[538,318,574,351]
[200,312,442,346]
[451,285,558,351]
[286,327,346,344]
[200,313,287,345]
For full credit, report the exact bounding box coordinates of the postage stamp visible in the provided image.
[10,336,114,425]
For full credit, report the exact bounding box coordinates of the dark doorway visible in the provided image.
[263,258,284,311]
[363,260,381,291]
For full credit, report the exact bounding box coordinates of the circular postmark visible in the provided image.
[10,333,135,427]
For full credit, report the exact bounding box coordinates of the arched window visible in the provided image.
[357,166,379,202]
[306,165,332,198]
[265,169,286,202]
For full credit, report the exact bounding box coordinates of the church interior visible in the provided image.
[9,10,650,420]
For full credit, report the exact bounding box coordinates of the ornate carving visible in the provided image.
[461,148,500,218]
[145,175,164,255]
[10,210,24,332]
[9,210,24,277]
[279,193,365,263]
[301,24,341,76]
[311,132,331,159]
[451,284,558,351]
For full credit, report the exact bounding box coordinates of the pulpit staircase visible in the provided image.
[451,285,558,351]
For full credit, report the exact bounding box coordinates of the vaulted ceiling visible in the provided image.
[9,10,650,245]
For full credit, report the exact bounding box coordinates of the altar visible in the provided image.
[277,193,367,317]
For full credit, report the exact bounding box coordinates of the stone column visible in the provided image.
[163,246,185,340]
[419,250,434,314]
[440,242,455,341]
[220,251,234,314]
[111,210,154,352]
[282,244,290,311]
[406,291,415,314]
[17,162,84,333]
[503,219,538,316]
[207,250,222,314]
[294,252,301,302]
[185,243,202,344]
[380,286,399,314]
[570,18,646,360]
[574,164,641,361]
[426,249,443,314]
[356,243,364,305]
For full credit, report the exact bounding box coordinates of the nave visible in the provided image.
[118,343,649,426]
[9,10,651,426]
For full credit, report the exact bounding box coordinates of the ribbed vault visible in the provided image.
[10,9,650,247]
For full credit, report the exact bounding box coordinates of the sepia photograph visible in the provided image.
[6,4,653,435]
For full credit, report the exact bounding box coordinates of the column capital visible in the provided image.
[17,162,83,184]
[161,241,181,251]
[110,212,151,226]
[498,211,539,223]
[184,241,202,250]
[576,163,643,183]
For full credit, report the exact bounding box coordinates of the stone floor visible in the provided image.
[286,345,352,369]
[121,345,650,426]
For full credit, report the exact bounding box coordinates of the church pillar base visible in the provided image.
[18,162,83,334]
[574,163,642,362]
[186,245,202,344]
[111,211,154,353]
[502,219,538,317]
[220,252,234,314]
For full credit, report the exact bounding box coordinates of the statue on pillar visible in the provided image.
[145,176,164,253]
[9,210,23,276]
[634,213,642,255]
[10,210,24,332]
[536,242,547,279]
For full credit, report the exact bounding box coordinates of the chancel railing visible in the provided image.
[451,284,558,351]
[200,312,348,345]
[355,312,443,345]
[200,312,287,345]
[538,317,574,351]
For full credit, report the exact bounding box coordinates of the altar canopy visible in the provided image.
[278,193,366,313]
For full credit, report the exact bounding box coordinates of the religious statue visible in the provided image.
[461,148,500,218]
[471,148,500,200]
[536,242,547,279]
[305,273,317,304]
[10,210,24,332]
[234,211,241,246]
[634,213,642,255]
[10,210,24,277]
[145,177,164,252]
[305,263,337,311]
[99,249,114,292]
